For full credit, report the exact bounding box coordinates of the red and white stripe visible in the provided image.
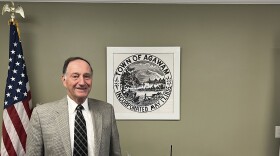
[1,83,32,156]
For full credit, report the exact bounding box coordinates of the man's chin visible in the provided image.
[76,94,88,98]
[75,90,89,95]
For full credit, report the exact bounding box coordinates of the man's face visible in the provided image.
[62,59,92,104]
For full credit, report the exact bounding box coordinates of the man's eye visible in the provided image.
[72,75,79,79]
[84,75,91,79]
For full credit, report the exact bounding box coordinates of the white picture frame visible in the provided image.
[107,47,180,120]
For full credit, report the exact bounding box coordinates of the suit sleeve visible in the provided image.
[26,107,44,156]
[110,106,122,156]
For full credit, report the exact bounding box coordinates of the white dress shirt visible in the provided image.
[67,96,95,156]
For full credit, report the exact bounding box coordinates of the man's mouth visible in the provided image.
[76,87,87,91]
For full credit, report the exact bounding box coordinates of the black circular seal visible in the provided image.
[113,54,173,113]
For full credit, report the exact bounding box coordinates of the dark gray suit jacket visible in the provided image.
[26,97,121,156]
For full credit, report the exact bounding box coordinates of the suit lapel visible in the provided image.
[55,97,72,156]
[89,100,102,156]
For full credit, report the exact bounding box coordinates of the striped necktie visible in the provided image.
[74,105,88,156]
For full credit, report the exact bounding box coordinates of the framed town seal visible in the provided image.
[107,47,180,120]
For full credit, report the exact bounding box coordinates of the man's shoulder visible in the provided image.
[88,98,113,108]
[34,97,66,111]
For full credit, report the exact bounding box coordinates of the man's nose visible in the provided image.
[78,77,86,85]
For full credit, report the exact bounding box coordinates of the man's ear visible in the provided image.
[61,75,66,87]
[61,75,65,81]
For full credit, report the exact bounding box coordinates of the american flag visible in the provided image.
[0,23,32,155]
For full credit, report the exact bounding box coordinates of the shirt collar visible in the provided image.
[67,95,89,113]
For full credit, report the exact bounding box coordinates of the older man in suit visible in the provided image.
[26,57,121,156]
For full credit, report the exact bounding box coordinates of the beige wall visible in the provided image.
[0,3,280,156]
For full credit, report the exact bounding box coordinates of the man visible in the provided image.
[26,57,122,156]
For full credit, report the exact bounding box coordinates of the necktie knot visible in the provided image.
[76,105,84,111]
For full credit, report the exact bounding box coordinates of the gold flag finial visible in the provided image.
[2,1,25,23]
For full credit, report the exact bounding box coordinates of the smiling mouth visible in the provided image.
[76,88,87,91]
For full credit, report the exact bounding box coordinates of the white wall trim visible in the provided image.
[2,0,280,4]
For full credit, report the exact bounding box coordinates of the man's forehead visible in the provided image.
[66,67,91,75]
[67,70,92,75]
[68,60,90,68]
[65,59,93,74]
